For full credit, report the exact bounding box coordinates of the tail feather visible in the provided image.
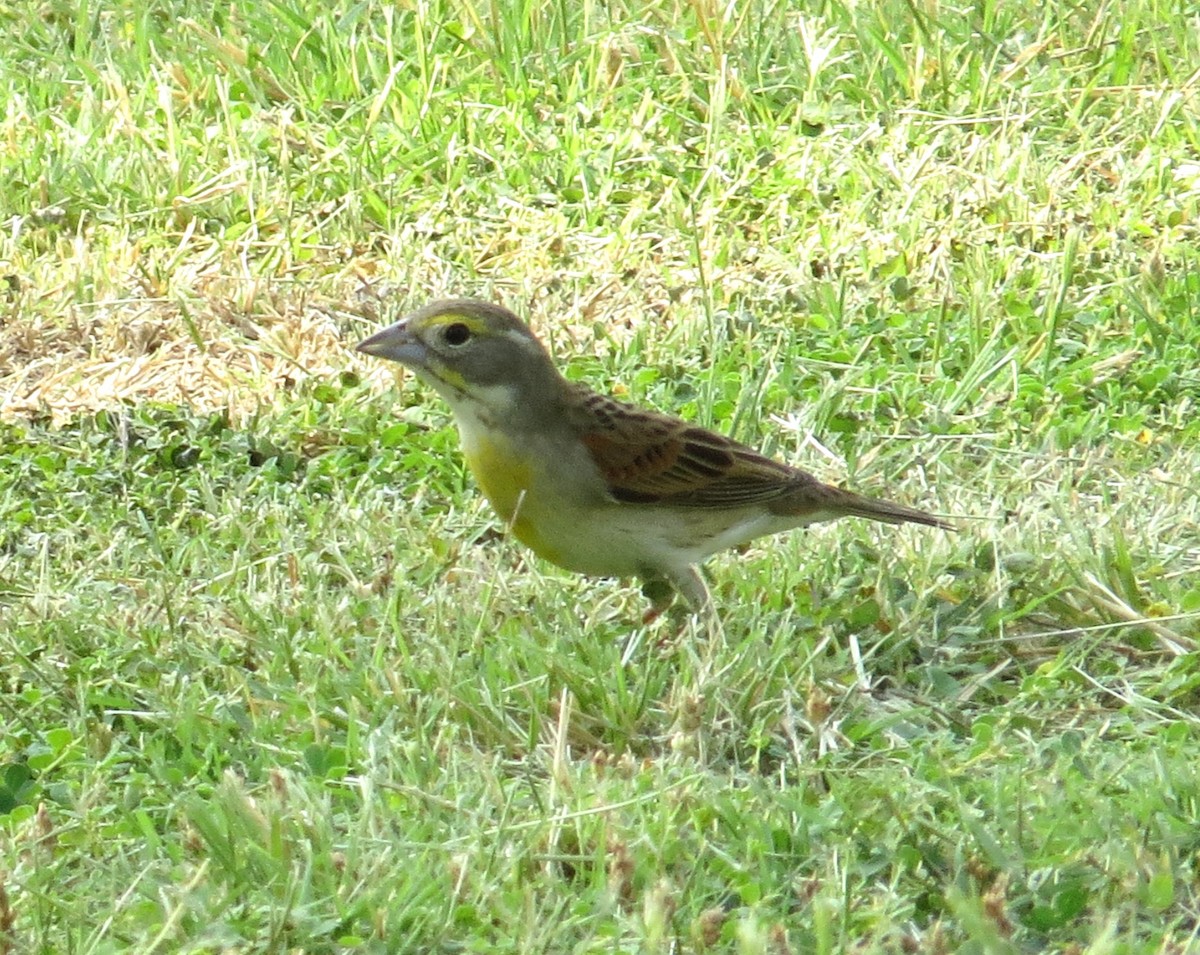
[769,471,952,530]
[834,488,952,529]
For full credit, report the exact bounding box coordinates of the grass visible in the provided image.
[2,0,1199,951]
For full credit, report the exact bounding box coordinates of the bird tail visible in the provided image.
[832,488,953,529]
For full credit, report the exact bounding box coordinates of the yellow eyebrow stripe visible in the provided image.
[424,314,490,335]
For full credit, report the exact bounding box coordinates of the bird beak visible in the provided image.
[356,321,426,367]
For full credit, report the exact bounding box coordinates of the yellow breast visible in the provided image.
[459,427,572,566]
[462,430,531,525]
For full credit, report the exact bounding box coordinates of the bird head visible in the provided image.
[357,298,561,419]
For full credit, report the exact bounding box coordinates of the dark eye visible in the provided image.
[443,322,471,346]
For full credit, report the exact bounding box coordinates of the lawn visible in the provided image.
[1,0,1199,951]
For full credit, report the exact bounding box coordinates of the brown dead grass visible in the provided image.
[0,208,716,425]
[0,287,354,425]
[0,219,397,424]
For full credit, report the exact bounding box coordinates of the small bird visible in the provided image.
[357,298,950,614]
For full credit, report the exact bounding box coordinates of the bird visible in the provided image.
[357,298,950,615]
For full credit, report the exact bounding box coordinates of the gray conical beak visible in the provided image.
[356,321,426,367]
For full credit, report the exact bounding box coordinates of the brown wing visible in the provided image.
[565,384,952,529]
[566,385,814,509]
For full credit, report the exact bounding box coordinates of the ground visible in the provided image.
[1,1,1199,952]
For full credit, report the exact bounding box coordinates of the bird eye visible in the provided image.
[443,322,472,347]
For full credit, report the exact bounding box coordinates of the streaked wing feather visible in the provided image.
[570,387,811,509]
[567,385,950,528]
